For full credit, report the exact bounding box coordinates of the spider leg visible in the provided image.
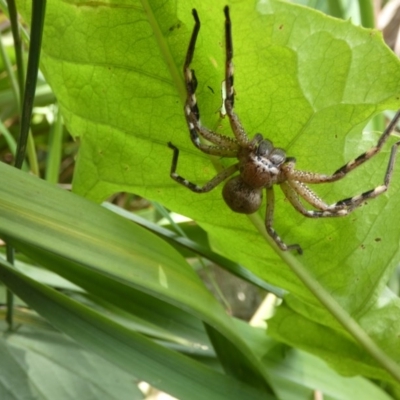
[281,139,400,218]
[183,9,239,156]
[282,181,329,211]
[285,111,400,184]
[280,182,345,218]
[265,187,302,254]
[333,110,400,178]
[168,142,239,192]
[281,134,400,216]
[223,6,251,147]
[280,180,369,218]
[314,140,400,215]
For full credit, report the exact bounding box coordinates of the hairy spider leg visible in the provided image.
[313,140,400,215]
[333,109,400,177]
[266,187,302,254]
[280,182,347,218]
[168,142,239,192]
[223,6,251,147]
[286,109,400,184]
[280,110,400,216]
[183,9,238,156]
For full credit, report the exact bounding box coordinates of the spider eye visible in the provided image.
[252,133,264,144]
[256,139,273,157]
[270,148,286,165]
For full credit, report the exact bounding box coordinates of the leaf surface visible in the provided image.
[15,0,400,381]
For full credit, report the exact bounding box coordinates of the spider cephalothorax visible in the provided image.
[168,6,400,254]
[222,134,287,214]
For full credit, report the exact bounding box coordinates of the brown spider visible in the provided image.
[168,6,400,254]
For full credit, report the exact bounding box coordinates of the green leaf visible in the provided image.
[0,258,270,400]
[234,319,394,400]
[269,289,400,385]
[0,161,273,395]
[0,317,144,400]
[17,0,400,297]
[15,0,400,384]
[104,202,285,296]
[0,163,393,400]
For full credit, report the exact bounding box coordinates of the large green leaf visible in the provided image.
[0,258,269,399]
[1,158,395,397]
[18,0,400,297]
[0,317,144,400]
[15,0,400,384]
[268,292,400,383]
[234,319,394,400]
[0,161,272,392]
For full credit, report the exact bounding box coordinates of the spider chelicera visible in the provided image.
[168,6,400,254]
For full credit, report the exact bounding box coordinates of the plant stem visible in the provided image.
[250,213,400,383]
[6,0,24,105]
[358,0,375,28]
[327,0,345,19]
[15,0,46,169]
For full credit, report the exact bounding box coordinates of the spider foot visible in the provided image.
[287,243,303,255]
[267,223,303,254]
[167,141,177,150]
[276,240,303,254]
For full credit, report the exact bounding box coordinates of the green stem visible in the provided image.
[358,0,375,28]
[6,0,24,105]
[250,214,400,383]
[27,130,40,176]
[0,28,20,106]
[45,104,63,183]
[15,0,47,169]
[3,0,24,331]
[327,0,345,19]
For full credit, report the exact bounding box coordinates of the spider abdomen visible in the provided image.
[222,176,262,214]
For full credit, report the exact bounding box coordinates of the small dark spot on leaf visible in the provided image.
[360,244,365,249]
[207,86,215,94]
[279,24,284,30]
[374,237,381,242]
[169,23,181,32]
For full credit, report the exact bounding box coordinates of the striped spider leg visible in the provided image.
[168,6,400,254]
